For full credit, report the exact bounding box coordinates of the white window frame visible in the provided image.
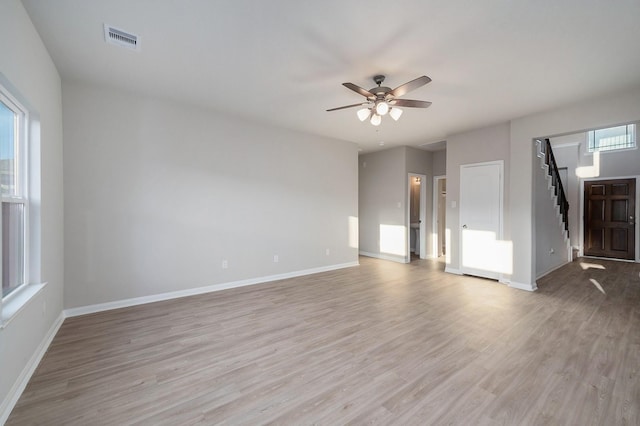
[0,86,30,303]
[586,123,636,154]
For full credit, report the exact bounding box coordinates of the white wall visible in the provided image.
[510,87,640,288]
[62,81,358,309]
[0,0,64,419]
[445,123,510,274]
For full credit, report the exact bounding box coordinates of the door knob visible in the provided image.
[462,224,468,229]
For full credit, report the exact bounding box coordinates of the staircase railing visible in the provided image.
[544,138,569,234]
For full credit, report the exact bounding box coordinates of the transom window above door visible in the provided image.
[587,123,636,153]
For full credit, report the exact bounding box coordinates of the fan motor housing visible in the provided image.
[370,87,392,97]
[371,75,392,97]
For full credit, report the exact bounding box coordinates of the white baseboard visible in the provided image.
[0,312,65,424]
[444,267,462,275]
[64,261,360,318]
[359,251,408,264]
[509,281,538,292]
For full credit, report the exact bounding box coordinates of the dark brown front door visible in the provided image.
[584,178,636,260]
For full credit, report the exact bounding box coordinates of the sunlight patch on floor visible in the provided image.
[580,262,606,270]
[589,278,606,294]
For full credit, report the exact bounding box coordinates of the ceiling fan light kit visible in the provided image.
[375,100,389,115]
[357,108,371,122]
[327,74,432,126]
[389,107,403,121]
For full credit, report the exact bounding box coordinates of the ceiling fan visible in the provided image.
[327,75,432,126]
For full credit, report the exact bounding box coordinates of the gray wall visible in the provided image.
[432,149,447,177]
[358,147,406,260]
[445,123,510,274]
[0,0,64,417]
[62,81,359,309]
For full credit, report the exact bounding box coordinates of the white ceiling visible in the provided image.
[21,0,640,153]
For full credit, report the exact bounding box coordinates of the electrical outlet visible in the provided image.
[222,259,228,269]
[273,255,279,263]
[549,248,555,255]
[326,248,330,256]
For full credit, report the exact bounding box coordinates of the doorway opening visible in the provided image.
[407,173,427,261]
[433,176,446,258]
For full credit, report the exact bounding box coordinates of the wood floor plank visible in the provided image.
[6,256,640,425]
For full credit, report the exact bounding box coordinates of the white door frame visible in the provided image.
[433,175,446,258]
[459,160,504,280]
[407,173,427,261]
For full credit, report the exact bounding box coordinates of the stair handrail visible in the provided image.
[544,139,570,233]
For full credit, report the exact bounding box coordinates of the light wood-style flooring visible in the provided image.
[7,256,640,425]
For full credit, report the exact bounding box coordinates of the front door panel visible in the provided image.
[584,178,636,260]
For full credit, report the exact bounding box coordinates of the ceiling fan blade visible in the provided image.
[389,76,432,98]
[343,83,375,98]
[391,99,432,108]
[326,103,367,112]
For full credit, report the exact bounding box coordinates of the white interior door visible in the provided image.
[460,161,508,280]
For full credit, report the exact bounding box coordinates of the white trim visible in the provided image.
[0,80,32,312]
[420,175,427,259]
[1,282,47,328]
[0,311,64,424]
[65,261,359,317]
[583,146,638,156]
[433,175,446,258]
[444,266,462,275]
[406,173,427,261]
[359,251,408,264]
[509,281,538,292]
[551,141,581,149]
[581,255,636,263]
[536,260,571,280]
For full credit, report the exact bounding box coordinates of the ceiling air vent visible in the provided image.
[104,24,139,51]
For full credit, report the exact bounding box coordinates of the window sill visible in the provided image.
[1,282,47,329]
[584,146,637,156]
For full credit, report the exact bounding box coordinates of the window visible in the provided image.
[587,124,636,153]
[0,87,28,299]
